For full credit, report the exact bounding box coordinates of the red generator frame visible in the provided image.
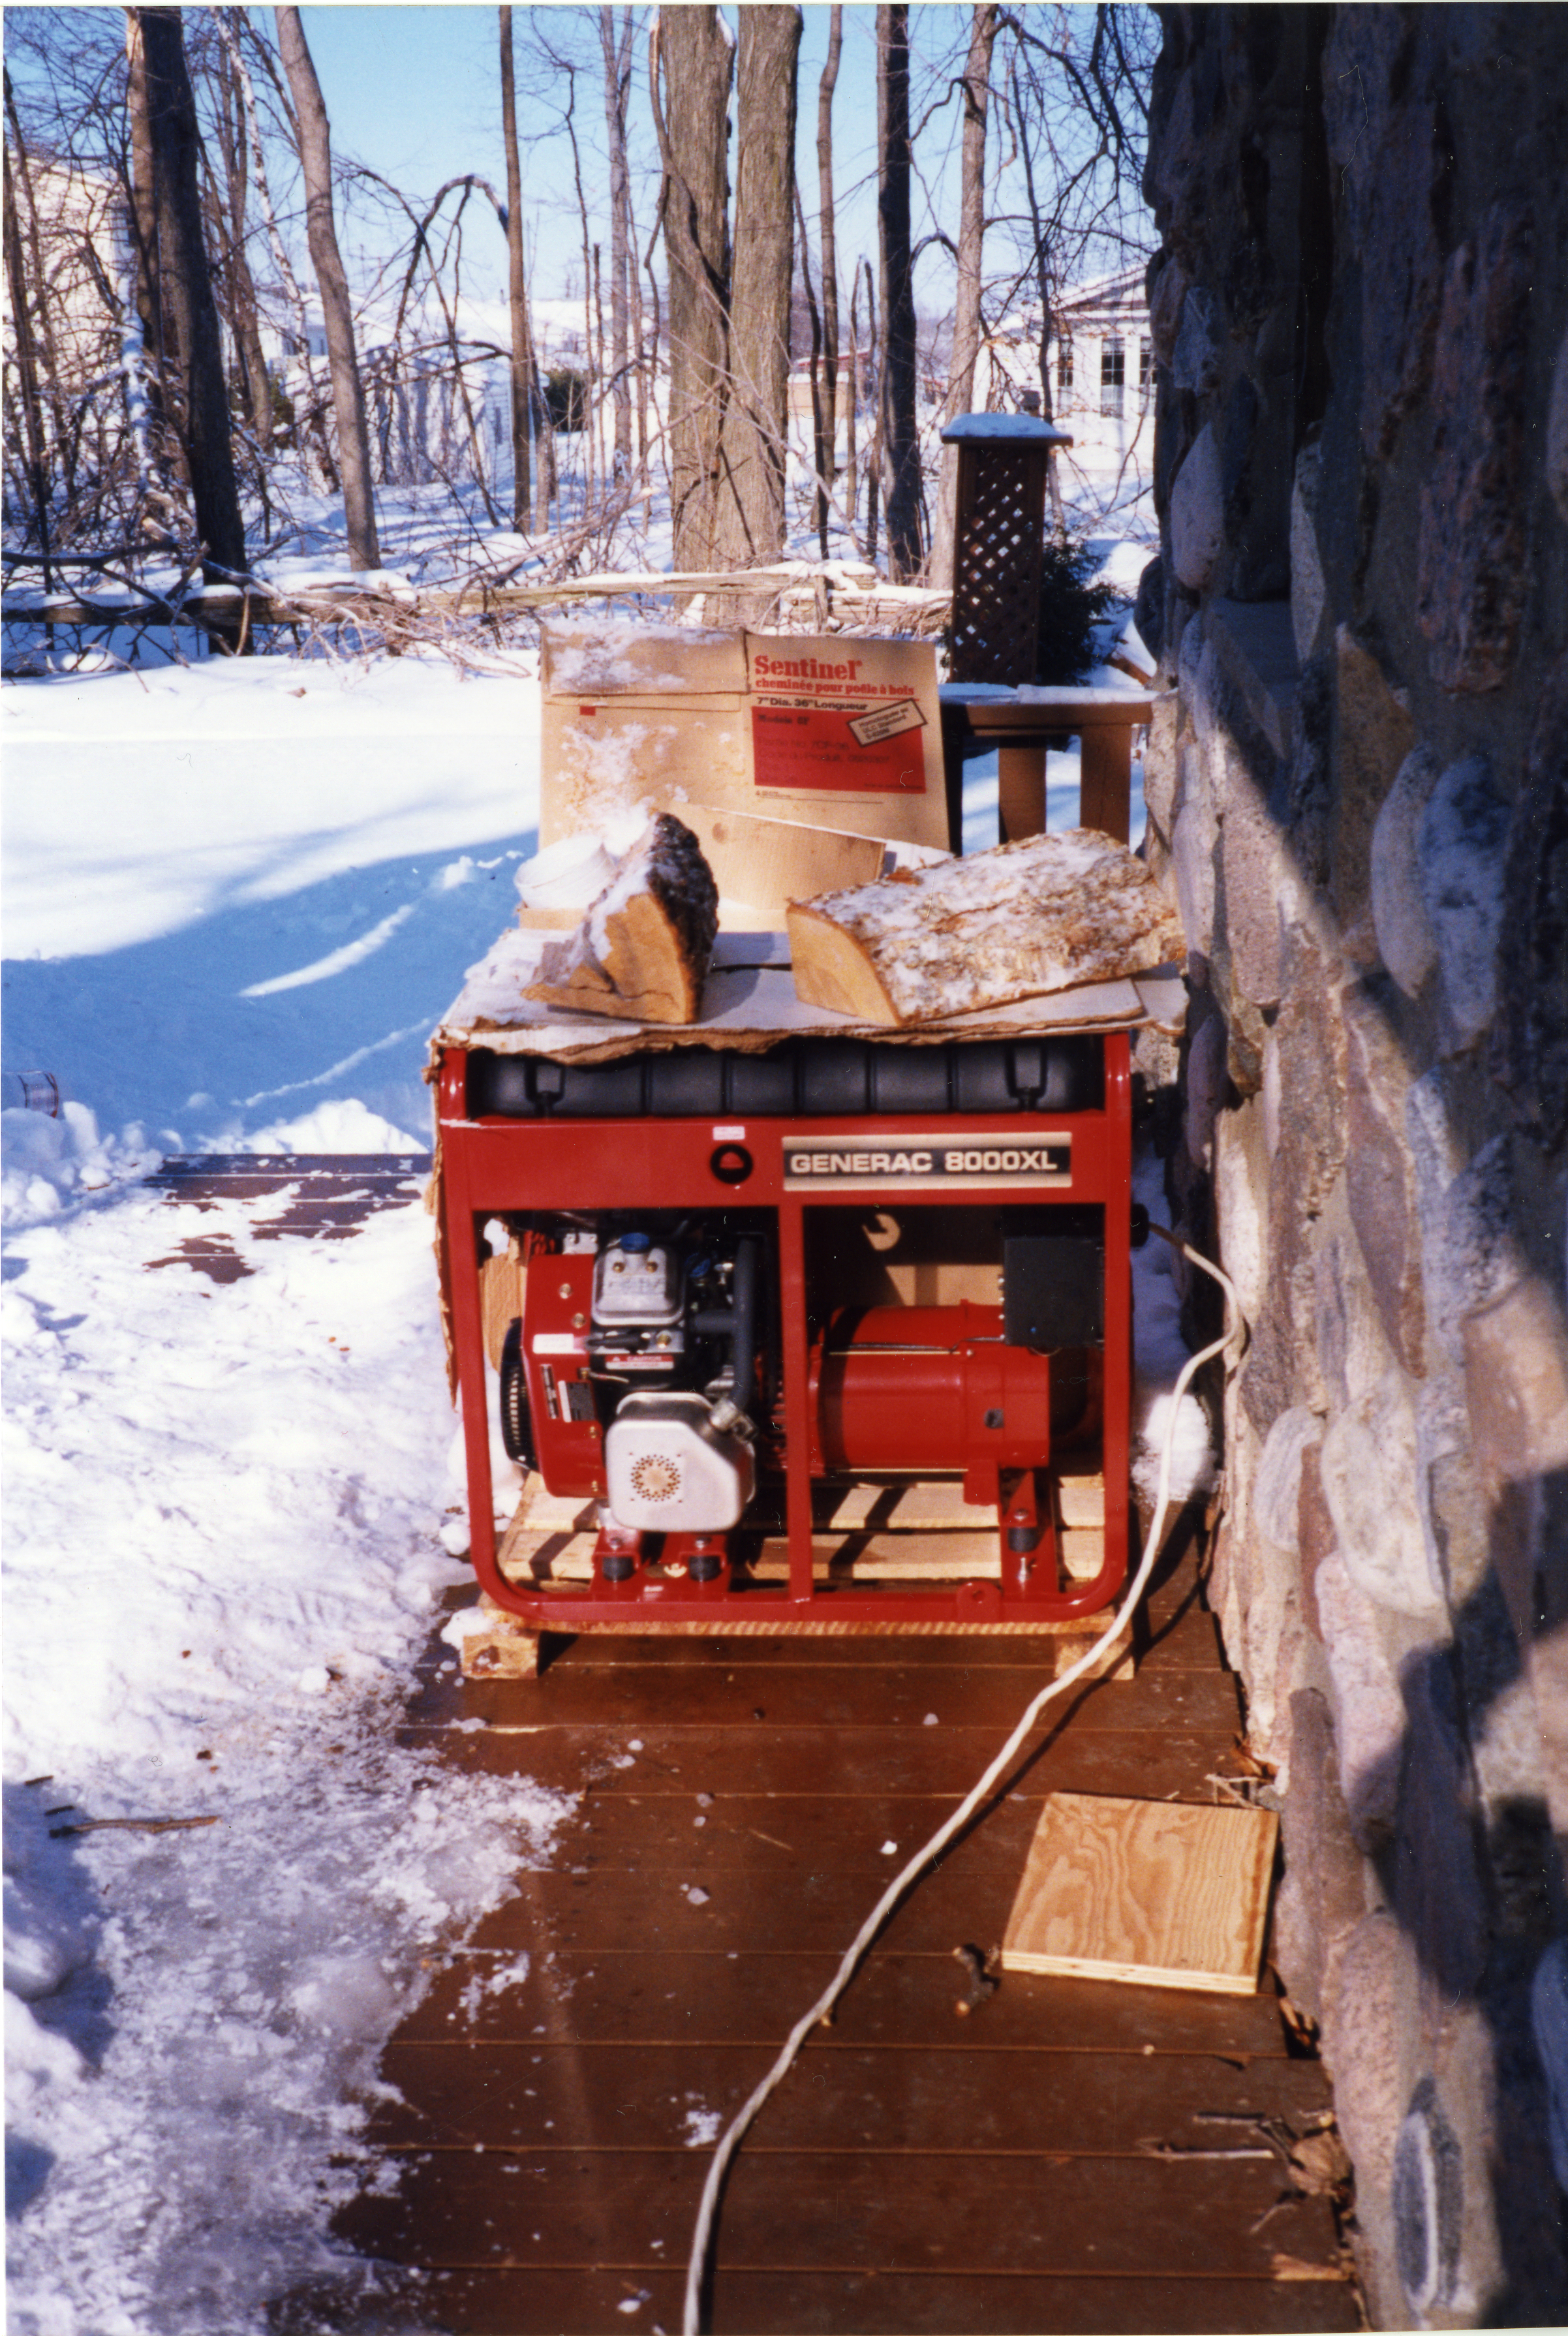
[435,1026,1133,1638]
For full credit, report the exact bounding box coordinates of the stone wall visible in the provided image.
[1141,8,1568,2323]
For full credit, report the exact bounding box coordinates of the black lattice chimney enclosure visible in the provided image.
[942,414,1075,684]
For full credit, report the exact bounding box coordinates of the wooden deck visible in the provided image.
[146,1159,1359,2334]
[144,1152,430,1282]
[354,1557,1358,2335]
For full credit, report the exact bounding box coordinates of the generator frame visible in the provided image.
[435,1031,1133,1635]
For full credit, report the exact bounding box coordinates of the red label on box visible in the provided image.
[751,704,927,793]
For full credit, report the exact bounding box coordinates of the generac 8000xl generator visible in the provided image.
[435,1009,1145,1651]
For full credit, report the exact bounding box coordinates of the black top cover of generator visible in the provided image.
[464,1034,1104,1122]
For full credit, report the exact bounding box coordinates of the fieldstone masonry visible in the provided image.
[1142,10,1568,2323]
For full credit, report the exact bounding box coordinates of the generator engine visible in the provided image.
[500,1205,1104,1582]
[502,1218,767,1559]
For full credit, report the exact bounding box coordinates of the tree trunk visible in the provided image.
[845,253,863,532]
[929,4,997,590]
[219,16,330,482]
[210,43,273,452]
[795,179,828,559]
[862,255,882,561]
[5,69,67,467]
[651,5,732,576]
[562,93,596,504]
[123,13,169,459]
[128,8,247,580]
[499,6,535,529]
[711,3,801,622]
[275,5,381,570]
[600,6,634,482]
[1012,52,1065,527]
[3,133,52,583]
[876,4,921,581]
[816,7,842,485]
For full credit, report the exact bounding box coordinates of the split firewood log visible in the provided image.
[525,812,719,1024]
[787,827,1184,1026]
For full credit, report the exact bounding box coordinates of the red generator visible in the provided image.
[435,1023,1137,1639]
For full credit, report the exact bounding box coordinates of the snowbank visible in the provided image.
[3,1185,572,2332]
[1,1101,161,1233]
[2,653,542,1154]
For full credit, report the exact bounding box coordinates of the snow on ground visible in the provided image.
[3,645,570,2332]
[3,1181,573,2333]
[3,500,1186,2333]
[2,651,542,1154]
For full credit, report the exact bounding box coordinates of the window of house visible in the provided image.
[1057,341,1074,395]
[1140,339,1153,392]
[1100,336,1124,418]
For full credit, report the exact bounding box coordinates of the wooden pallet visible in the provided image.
[495,1468,1108,1584]
[467,1468,1128,1678]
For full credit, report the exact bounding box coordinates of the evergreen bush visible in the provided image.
[1034,530,1122,684]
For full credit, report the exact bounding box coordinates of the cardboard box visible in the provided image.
[538,621,948,853]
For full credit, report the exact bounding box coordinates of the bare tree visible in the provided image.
[816,7,842,486]
[206,32,273,453]
[499,7,540,529]
[845,251,869,532]
[650,5,732,574]
[876,4,921,580]
[711,3,801,617]
[599,6,635,482]
[126,8,245,579]
[3,121,52,583]
[993,5,1160,521]
[795,179,828,558]
[275,5,380,569]
[929,3,998,589]
[124,15,168,452]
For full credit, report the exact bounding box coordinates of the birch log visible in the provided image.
[787,828,1184,1026]
[527,814,719,1024]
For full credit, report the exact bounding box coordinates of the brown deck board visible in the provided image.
[408,1663,1240,1734]
[438,1786,1119,1873]
[401,1721,1247,1802]
[370,2036,1337,2152]
[401,1947,1298,2056]
[339,2147,1340,2279]
[395,2267,1358,2336]
[144,1154,429,1280]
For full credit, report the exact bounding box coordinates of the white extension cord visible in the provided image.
[682,1225,1241,2336]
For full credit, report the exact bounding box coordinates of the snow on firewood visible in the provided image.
[525,810,719,1024]
[787,827,1184,1027]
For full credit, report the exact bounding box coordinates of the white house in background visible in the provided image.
[2,157,131,408]
[971,263,1152,501]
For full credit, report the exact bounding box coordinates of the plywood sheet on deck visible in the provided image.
[1002,1790,1278,1994]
